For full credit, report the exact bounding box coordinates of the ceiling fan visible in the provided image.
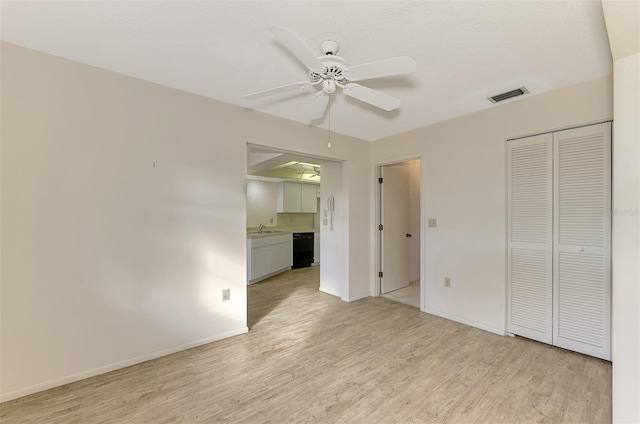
[295,163,321,180]
[243,25,417,119]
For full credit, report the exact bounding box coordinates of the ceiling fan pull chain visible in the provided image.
[327,97,332,148]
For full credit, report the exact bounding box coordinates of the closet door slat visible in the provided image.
[553,122,611,360]
[507,134,553,343]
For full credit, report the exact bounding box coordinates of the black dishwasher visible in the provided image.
[292,232,314,268]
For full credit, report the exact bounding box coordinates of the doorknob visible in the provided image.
[577,247,584,252]
[406,233,412,238]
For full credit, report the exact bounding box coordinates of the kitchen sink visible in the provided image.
[249,230,289,234]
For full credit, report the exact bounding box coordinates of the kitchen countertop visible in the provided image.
[247,227,319,239]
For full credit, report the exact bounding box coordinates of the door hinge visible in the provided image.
[379,271,383,278]
[378,177,383,184]
[378,224,383,231]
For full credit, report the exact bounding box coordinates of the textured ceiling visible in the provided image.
[1,1,612,142]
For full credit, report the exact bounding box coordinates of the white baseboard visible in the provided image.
[0,327,248,403]
[247,267,290,285]
[423,308,505,336]
[344,291,370,302]
[319,286,342,299]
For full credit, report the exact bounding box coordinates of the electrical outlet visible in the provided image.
[222,289,230,301]
[444,277,451,288]
[428,218,437,228]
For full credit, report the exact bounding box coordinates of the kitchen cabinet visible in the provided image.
[247,234,292,284]
[277,182,318,213]
[301,184,317,212]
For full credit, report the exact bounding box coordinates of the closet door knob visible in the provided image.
[578,247,584,252]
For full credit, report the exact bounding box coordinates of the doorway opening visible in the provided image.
[377,159,422,309]
[246,144,341,328]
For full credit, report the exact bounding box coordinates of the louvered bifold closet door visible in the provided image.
[507,134,553,344]
[553,123,611,360]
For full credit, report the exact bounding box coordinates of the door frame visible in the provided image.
[245,143,345,301]
[372,154,425,311]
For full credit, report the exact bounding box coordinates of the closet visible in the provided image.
[507,122,611,360]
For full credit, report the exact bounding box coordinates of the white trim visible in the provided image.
[506,118,613,142]
[371,152,424,302]
[342,161,351,303]
[425,308,506,336]
[319,286,342,299]
[247,267,291,285]
[344,291,370,302]
[0,327,249,403]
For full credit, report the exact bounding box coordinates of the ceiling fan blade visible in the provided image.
[242,81,310,100]
[309,91,329,120]
[342,83,401,111]
[268,25,325,71]
[345,56,417,81]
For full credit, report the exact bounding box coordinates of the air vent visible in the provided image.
[488,87,529,103]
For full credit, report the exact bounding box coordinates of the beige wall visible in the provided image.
[0,42,371,400]
[599,2,639,419]
[371,76,613,334]
[611,52,640,423]
[319,162,347,299]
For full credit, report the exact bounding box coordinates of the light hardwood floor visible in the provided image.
[1,266,611,423]
[381,280,420,308]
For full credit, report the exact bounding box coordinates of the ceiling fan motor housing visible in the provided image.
[320,39,339,55]
[310,58,347,93]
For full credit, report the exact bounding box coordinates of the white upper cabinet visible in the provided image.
[301,184,318,212]
[277,182,318,213]
[279,181,301,212]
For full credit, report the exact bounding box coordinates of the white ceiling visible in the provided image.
[247,145,334,182]
[1,1,613,142]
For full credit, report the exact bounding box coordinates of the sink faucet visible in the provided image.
[258,223,266,233]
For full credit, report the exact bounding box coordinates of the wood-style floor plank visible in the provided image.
[1,266,612,423]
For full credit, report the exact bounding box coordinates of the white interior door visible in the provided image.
[553,123,611,360]
[380,164,410,294]
[507,134,554,344]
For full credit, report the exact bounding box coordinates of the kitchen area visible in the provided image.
[246,179,321,284]
[246,146,326,285]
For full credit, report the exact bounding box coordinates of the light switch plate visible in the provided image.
[428,218,437,228]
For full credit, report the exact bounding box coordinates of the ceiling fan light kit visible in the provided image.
[242,25,417,120]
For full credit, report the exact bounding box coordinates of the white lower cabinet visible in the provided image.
[247,234,292,284]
